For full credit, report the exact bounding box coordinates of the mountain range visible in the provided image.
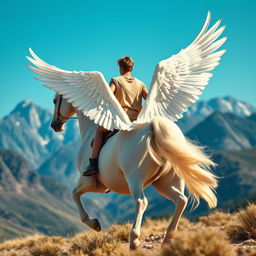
[1,95,254,189]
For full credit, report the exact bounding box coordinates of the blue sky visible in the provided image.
[1,0,255,117]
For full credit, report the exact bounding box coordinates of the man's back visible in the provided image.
[111,75,147,121]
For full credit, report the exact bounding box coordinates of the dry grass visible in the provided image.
[107,223,132,242]
[69,223,157,256]
[28,240,61,256]
[71,231,122,256]
[0,234,65,252]
[143,218,169,235]
[111,247,150,256]
[227,203,256,242]
[1,205,256,256]
[161,227,235,256]
[143,217,191,235]
[199,210,235,228]
[0,252,30,256]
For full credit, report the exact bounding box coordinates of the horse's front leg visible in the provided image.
[72,175,105,231]
[127,177,148,250]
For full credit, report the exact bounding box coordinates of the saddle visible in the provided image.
[90,130,119,148]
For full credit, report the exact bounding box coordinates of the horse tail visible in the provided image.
[147,116,218,209]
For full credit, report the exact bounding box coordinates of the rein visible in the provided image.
[57,95,78,120]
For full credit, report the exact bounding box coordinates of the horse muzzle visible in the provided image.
[51,119,65,132]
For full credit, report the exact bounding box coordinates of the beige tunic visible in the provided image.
[111,75,146,122]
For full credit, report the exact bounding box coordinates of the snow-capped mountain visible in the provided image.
[0,99,79,168]
[177,95,256,132]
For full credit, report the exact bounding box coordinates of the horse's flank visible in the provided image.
[75,109,161,195]
[75,108,217,208]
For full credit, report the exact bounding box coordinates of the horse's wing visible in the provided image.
[135,11,227,124]
[26,48,133,131]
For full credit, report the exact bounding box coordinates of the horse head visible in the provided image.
[51,93,76,132]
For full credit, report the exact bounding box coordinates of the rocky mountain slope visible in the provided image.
[0,149,108,242]
[0,100,79,168]
[213,148,256,203]
[186,111,256,150]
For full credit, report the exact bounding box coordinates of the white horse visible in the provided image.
[51,93,217,249]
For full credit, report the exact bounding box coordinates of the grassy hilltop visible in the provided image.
[0,204,255,256]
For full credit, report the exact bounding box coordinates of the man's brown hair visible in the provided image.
[117,56,134,72]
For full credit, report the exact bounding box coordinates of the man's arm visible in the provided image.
[109,81,116,93]
[142,84,148,99]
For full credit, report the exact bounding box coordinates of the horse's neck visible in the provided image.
[75,109,97,139]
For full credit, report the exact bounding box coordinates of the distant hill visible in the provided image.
[38,139,80,187]
[247,112,256,122]
[186,111,256,150]
[213,148,256,203]
[0,149,107,241]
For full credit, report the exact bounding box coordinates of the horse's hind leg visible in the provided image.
[153,171,187,245]
[72,175,105,232]
[127,177,148,250]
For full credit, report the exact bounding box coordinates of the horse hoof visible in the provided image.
[81,216,88,224]
[92,218,101,232]
[130,239,140,250]
[161,237,173,247]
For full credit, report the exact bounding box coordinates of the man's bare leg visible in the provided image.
[92,126,108,158]
[83,126,108,176]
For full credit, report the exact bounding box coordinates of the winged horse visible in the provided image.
[27,11,226,249]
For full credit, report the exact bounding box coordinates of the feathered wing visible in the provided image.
[26,48,133,131]
[135,11,227,124]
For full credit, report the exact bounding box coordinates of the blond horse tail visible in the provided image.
[147,116,218,209]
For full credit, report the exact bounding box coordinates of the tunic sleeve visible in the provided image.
[110,78,116,86]
[141,82,147,93]
[110,77,120,99]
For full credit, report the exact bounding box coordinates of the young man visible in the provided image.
[83,56,148,176]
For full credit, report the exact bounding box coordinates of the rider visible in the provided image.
[83,56,148,176]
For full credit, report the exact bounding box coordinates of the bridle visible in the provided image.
[56,95,77,121]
